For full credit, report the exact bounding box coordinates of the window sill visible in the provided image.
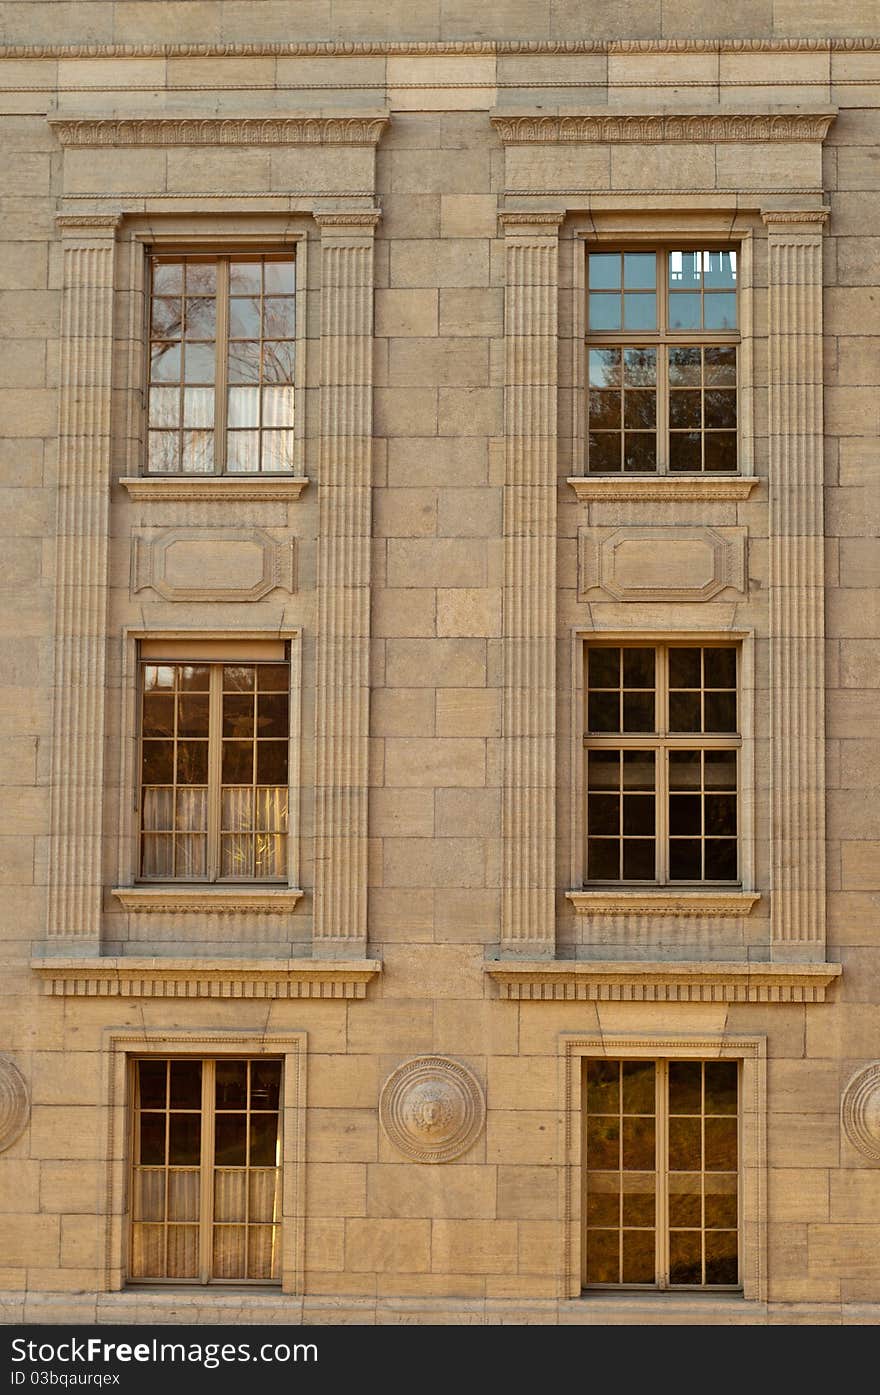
[567,890,760,917]
[484,959,842,1003]
[32,956,382,1000]
[111,886,304,914]
[120,476,309,502]
[567,476,759,502]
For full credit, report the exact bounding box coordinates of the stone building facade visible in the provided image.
[0,1,878,1324]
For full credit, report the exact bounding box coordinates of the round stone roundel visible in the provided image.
[379,1056,485,1163]
[0,1056,29,1153]
[841,1062,880,1162]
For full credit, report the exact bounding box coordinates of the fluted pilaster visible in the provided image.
[312,212,379,958]
[500,213,563,958]
[764,209,828,962]
[46,215,120,948]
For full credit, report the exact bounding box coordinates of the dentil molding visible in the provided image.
[485,960,842,1004]
[7,39,880,56]
[567,476,760,502]
[32,957,382,1000]
[0,1057,29,1153]
[841,1063,880,1162]
[379,1057,486,1163]
[120,476,309,503]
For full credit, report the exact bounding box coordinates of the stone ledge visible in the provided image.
[120,476,309,503]
[31,957,382,1000]
[567,476,760,502]
[111,887,303,914]
[49,114,390,147]
[566,890,761,917]
[484,960,842,1003]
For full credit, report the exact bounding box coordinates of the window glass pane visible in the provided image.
[622,1061,655,1115]
[704,345,737,385]
[589,294,621,331]
[228,386,260,428]
[623,347,656,386]
[668,250,702,288]
[623,252,656,289]
[588,347,620,387]
[228,341,261,384]
[705,1229,737,1284]
[705,1117,738,1171]
[139,1113,166,1165]
[176,741,208,785]
[623,434,656,472]
[622,692,654,732]
[668,1174,701,1226]
[668,346,701,386]
[705,433,737,471]
[170,1060,202,1108]
[623,392,656,430]
[264,298,295,338]
[705,691,737,732]
[151,299,182,338]
[587,1115,620,1170]
[184,297,216,339]
[223,693,254,738]
[669,432,701,472]
[586,1229,619,1284]
[588,433,621,472]
[588,750,619,789]
[669,839,702,880]
[588,252,621,289]
[586,1060,619,1113]
[138,1060,167,1109]
[589,389,621,428]
[622,1173,655,1226]
[230,262,261,294]
[251,1060,282,1110]
[703,250,736,287]
[262,427,296,472]
[705,1062,738,1115]
[264,260,295,295]
[669,390,701,429]
[168,1112,201,1165]
[153,262,183,295]
[223,741,253,783]
[623,796,654,836]
[181,431,214,474]
[186,262,216,294]
[182,343,215,384]
[258,665,289,692]
[589,793,619,835]
[705,839,737,880]
[669,1230,702,1285]
[704,292,737,330]
[622,839,655,879]
[182,387,214,428]
[668,292,701,330]
[623,648,654,689]
[151,343,181,383]
[216,1061,248,1108]
[622,751,654,790]
[257,742,289,785]
[669,750,701,789]
[588,692,620,733]
[263,341,296,384]
[229,297,261,339]
[214,1114,247,1166]
[262,385,295,428]
[669,795,701,836]
[149,388,180,428]
[622,1229,655,1284]
[587,1175,619,1226]
[227,431,261,473]
[623,292,656,331]
[669,692,701,732]
[250,1113,280,1166]
[588,839,620,880]
[142,741,174,784]
[704,390,736,429]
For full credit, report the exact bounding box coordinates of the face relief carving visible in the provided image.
[379,1057,485,1163]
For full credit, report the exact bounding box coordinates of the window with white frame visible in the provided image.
[586,247,738,475]
[583,1058,739,1289]
[129,1057,282,1284]
[584,643,739,884]
[146,251,296,475]
[138,641,290,883]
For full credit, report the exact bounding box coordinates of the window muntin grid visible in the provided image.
[140,660,289,883]
[130,1058,282,1284]
[584,1058,739,1290]
[586,248,738,476]
[585,645,739,885]
[147,254,296,476]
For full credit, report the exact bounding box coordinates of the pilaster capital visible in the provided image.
[761,206,830,236]
[499,210,565,239]
[55,212,122,242]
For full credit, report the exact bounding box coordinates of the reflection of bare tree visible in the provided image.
[261,340,295,384]
[227,342,260,384]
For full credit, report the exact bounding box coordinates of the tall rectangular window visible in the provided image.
[147,253,296,475]
[130,1058,282,1284]
[584,644,739,884]
[139,651,289,882]
[587,248,738,475]
[583,1058,739,1289]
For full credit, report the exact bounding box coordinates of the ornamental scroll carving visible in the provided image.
[379,1057,485,1163]
[841,1063,880,1162]
[0,1056,29,1152]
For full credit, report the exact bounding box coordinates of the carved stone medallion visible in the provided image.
[0,1056,29,1153]
[379,1056,485,1163]
[841,1062,880,1162]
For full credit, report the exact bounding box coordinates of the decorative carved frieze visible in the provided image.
[0,1057,29,1153]
[379,1057,486,1163]
[841,1063,880,1163]
[312,213,379,959]
[500,215,561,959]
[578,526,747,603]
[32,958,381,1000]
[132,528,296,602]
[7,39,880,57]
[46,216,119,950]
[764,209,828,962]
[120,476,309,503]
[566,890,760,917]
[491,110,837,145]
[486,961,841,1003]
[567,476,759,502]
[50,116,390,147]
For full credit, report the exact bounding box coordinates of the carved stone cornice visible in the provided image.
[567,476,760,502]
[32,958,382,1000]
[762,207,831,229]
[111,887,303,914]
[120,476,309,502]
[49,115,390,147]
[498,211,566,230]
[55,213,122,232]
[313,211,382,228]
[7,39,880,57]
[485,960,842,1004]
[491,109,837,144]
[566,890,761,917]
